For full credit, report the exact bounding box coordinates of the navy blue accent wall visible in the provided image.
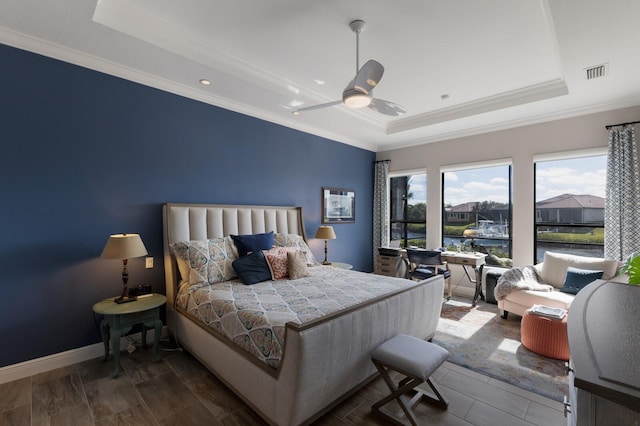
[0,44,375,368]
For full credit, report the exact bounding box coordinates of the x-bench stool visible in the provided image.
[371,334,449,425]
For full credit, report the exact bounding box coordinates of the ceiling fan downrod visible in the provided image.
[350,20,366,74]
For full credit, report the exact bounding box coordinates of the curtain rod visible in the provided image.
[605,120,640,130]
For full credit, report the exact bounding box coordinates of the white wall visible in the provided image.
[377,105,640,267]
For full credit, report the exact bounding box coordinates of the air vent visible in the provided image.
[585,63,608,80]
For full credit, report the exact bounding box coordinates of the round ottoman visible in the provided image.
[520,310,569,361]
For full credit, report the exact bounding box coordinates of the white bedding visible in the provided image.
[176,266,418,369]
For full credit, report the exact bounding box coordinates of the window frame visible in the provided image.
[441,160,513,262]
[533,149,607,263]
[389,171,426,249]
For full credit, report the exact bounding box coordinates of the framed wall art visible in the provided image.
[322,187,355,223]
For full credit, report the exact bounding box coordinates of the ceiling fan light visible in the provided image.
[344,93,372,109]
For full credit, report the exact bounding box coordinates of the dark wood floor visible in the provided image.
[0,339,565,426]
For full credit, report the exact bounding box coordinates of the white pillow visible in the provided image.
[540,252,619,288]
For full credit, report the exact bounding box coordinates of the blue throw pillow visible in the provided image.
[560,267,603,294]
[232,251,272,285]
[231,231,275,257]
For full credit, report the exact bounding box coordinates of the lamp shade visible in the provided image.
[463,229,478,238]
[101,234,148,259]
[315,226,337,240]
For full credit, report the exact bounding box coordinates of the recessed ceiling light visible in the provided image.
[199,79,212,86]
[314,79,325,85]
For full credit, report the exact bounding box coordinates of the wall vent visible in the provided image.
[585,63,608,80]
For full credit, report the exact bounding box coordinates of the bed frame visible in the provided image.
[162,203,444,425]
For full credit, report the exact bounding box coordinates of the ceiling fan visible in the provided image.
[292,20,407,117]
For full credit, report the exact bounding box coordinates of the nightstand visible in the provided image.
[330,262,353,270]
[93,293,166,378]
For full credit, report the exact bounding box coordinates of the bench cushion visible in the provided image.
[372,334,449,380]
[540,252,619,288]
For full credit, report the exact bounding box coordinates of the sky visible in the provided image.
[407,155,607,206]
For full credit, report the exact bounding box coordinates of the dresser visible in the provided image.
[375,253,407,277]
[565,279,640,425]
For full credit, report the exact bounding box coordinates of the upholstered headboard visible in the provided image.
[162,203,307,310]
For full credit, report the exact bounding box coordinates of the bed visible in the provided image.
[162,203,444,425]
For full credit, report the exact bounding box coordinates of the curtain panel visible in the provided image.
[373,161,390,264]
[604,124,640,260]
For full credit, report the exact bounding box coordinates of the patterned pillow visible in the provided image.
[263,246,302,280]
[170,237,237,286]
[288,251,310,280]
[274,233,318,266]
[263,247,289,280]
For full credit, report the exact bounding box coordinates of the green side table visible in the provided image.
[93,293,166,378]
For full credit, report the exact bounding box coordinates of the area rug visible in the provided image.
[432,298,568,401]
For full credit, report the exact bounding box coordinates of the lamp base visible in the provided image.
[114,295,137,304]
[322,260,332,265]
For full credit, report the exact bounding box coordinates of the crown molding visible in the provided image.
[377,96,640,152]
[387,79,569,135]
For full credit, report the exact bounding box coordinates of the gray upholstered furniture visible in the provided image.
[163,203,445,426]
[371,334,449,425]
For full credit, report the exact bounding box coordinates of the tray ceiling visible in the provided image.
[1,0,639,151]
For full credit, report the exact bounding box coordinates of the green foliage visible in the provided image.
[622,253,640,285]
[406,239,427,249]
[407,223,426,234]
[536,228,604,244]
[444,225,469,236]
[406,203,426,221]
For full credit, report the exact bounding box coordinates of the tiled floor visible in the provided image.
[0,341,566,426]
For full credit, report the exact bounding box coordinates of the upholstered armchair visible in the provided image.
[405,248,452,299]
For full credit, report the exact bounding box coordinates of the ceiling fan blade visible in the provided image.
[292,100,343,115]
[353,60,384,94]
[368,98,407,116]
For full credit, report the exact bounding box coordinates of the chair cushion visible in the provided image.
[372,334,449,380]
[413,267,450,280]
[506,289,574,310]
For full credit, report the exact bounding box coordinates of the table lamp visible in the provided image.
[101,233,148,304]
[462,228,477,250]
[315,225,336,265]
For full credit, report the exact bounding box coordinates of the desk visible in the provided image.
[93,293,166,378]
[441,252,486,306]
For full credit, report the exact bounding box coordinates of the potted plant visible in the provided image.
[621,253,640,285]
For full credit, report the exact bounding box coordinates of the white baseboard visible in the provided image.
[0,327,166,385]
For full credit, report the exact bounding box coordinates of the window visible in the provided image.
[442,164,512,267]
[390,173,426,248]
[534,154,606,263]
